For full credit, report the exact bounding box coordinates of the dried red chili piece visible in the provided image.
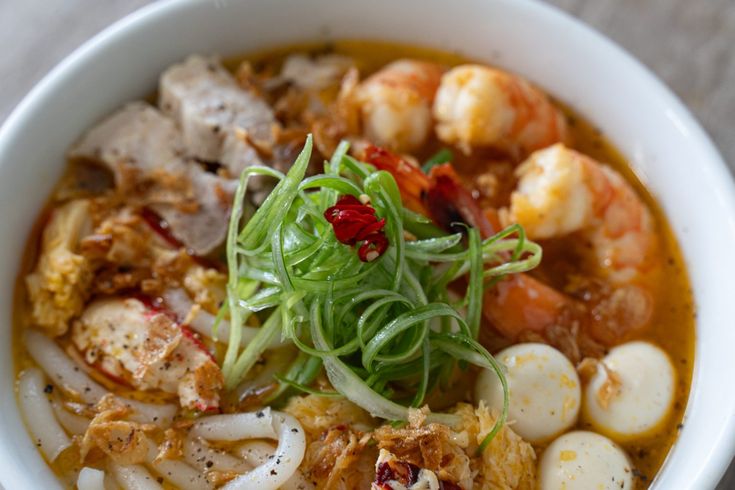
[324,195,389,262]
[358,233,389,262]
[354,218,386,241]
[140,206,183,248]
[325,195,373,220]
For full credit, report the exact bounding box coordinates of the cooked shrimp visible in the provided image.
[486,144,658,346]
[355,59,444,153]
[362,148,579,344]
[506,143,656,283]
[433,64,568,157]
[482,274,572,341]
[359,145,647,351]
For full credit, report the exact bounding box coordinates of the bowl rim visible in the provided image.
[1,0,733,488]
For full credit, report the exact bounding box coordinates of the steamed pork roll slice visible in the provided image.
[159,55,276,177]
[69,102,232,255]
[71,296,223,411]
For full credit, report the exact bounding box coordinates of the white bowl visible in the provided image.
[1,0,733,488]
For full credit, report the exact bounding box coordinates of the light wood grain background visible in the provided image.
[1,0,734,488]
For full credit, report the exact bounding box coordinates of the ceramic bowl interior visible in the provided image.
[1,0,734,488]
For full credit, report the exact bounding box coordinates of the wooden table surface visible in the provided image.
[1,0,734,488]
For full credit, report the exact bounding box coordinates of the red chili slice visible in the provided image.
[354,218,386,241]
[358,233,389,262]
[140,206,183,248]
[324,195,389,262]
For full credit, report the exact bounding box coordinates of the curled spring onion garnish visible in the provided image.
[222,135,543,448]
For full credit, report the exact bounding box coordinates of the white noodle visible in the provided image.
[77,467,106,490]
[144,439,212,490]
[18,367,71,461]
[24,329,176,425]
[280,470,316,490]
[162,289,282,347]
[109,463,164,490]
[222,413,306,490]
[123,399,177,426]
[51,399,91,435]
[234,440,275,465]
[183,435,250,474]
[235,441,314,490]
[191,408,278,441]
[25,329,106,401]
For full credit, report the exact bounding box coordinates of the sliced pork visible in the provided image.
[69,101,184,180]
[159,55,276,176]
[69,102,232,255]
